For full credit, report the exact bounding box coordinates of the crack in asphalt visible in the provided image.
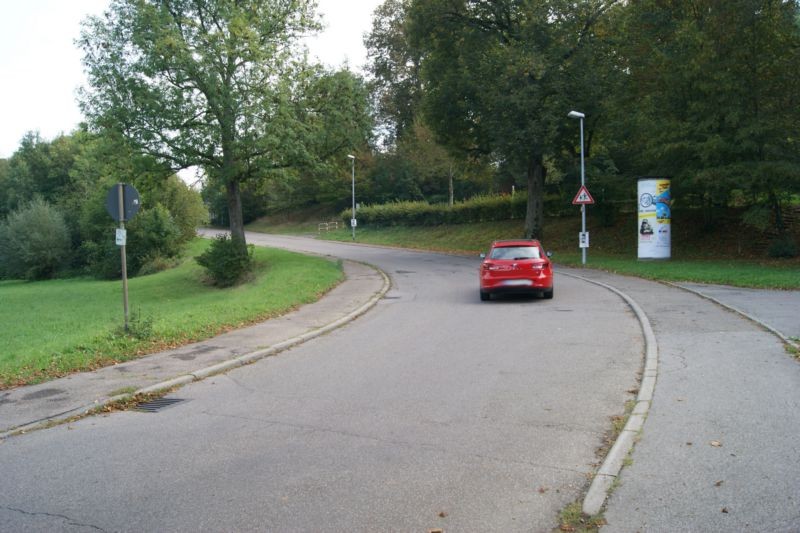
[202,410,588,476]
[0,505,109,532]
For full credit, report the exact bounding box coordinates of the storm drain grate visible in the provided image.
[134,398,186,413]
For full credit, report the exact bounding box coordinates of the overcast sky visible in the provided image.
[0,0,382,159]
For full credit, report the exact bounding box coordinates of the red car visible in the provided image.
[479,239,553,301]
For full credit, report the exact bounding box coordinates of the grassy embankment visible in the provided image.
[247,209,800,290]
[0,238,343,388]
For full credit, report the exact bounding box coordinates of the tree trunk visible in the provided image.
[524,155,546,239]
[226,179,246,244]
[769,188,786,236]
[448,164,454,207]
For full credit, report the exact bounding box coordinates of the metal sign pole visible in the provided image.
[580,117,586,265]
[117,183,129,332]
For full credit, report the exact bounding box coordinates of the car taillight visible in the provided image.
[482,263,499,271]
[531,263,544,271]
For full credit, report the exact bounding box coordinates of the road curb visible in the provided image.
[559,272,659,516]
[0,262,391,441]
[666,282,800,352]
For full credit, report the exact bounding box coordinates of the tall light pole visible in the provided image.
[568,110,587,265]
[347,154,356,241]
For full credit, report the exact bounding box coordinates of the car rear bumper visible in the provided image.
[481,277,552,292]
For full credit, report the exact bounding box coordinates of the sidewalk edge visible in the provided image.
[559,272,659,516]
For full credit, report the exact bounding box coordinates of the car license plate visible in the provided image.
[501,279,532,287]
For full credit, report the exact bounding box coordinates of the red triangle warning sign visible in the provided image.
[572,185,595,205]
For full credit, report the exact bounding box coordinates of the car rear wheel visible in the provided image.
[543,287,554,299]
[480,290,490,301]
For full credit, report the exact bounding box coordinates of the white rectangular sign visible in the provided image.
[579,231,590,248]
[351,218,357,228]
[116,228,127,246]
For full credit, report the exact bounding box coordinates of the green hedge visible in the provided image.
[342,194,528,227]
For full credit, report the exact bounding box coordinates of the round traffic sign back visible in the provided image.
[105,184,141,222]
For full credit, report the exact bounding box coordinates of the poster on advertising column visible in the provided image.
[638,177,671,259]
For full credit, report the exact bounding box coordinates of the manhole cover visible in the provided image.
[134,398,186,413]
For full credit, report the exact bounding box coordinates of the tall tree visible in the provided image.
[365,0,422,145]
[612,0,800,231]
[79,0,348,247]
[408,0,617,238]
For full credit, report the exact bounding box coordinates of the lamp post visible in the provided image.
[347,154,356,241]
[568,110,586,265]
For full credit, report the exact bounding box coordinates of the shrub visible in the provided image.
[767,236,798,258]
[126,204,182,271]
[0,199,71,280]
[195,234,254,287]
[81,204,184,279]
[342,194,528,227]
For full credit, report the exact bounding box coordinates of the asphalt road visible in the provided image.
[0,234,642,532]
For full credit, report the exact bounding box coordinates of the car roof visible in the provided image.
[491,239,542,247]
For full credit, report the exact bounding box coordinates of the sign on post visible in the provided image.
[106,183,141,332]
[105,183,141,222]
[579,231,590,248]
[572,185,595,205]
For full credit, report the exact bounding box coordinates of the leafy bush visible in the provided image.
[127,204,183,272]
[0,199,71,280]
[767,236,798,258]
[80,204,184,279]
[342,194,527,227]
[195,234,254,287]
[139,175,208,243]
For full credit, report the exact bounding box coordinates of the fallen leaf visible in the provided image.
[438,511,448,518]
[710,440,722,447]
[715,480,724,487]
[721,507,729,513]
[538,487,549,494]
[686,442,693,446]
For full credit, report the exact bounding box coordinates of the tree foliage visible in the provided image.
[0,199,72,280]
[79,0,370,249]
[407,0,617,238]
[610,0,800,233]
[0,131,208,279]
[365,0,422,145]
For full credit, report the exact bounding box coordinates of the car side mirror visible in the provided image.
[546,251,553,258]
[479,253,486,259]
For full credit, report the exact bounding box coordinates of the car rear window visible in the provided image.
[489,246,541,260]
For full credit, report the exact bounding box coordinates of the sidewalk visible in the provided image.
[675,282,800,348]
[559,267,800,532]
[0,260,389,439]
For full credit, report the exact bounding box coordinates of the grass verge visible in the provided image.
[0,238,343,388]
[302,221,800,289]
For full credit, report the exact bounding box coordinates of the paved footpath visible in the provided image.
[0,260,388,438]
[560,268,800,532]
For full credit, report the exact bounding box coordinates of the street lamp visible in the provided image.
[347,154,356,241]
[568,110,587,265]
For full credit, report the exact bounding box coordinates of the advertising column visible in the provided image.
[638,177,671,259]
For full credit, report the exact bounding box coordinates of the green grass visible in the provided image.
[245,214,800,289]
[553,252,800,288]
[0,239,343,388]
